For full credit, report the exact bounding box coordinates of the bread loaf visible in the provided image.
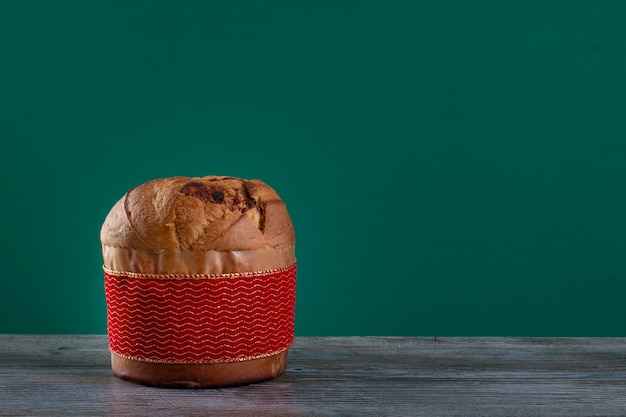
[101,176,296,387]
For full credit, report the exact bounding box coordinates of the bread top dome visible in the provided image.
[100,176,295,274]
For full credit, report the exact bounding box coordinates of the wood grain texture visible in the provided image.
[2,335,626,416]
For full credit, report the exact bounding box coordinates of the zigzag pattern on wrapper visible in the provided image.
[104,263,297,364]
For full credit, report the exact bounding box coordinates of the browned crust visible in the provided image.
[111,351,288,388]
[100,176,295,254]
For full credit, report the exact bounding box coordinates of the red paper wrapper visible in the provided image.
[104,263,296,364]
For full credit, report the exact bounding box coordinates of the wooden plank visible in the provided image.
[1,335,626,416]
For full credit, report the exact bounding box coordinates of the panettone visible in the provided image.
[100,176,296,387]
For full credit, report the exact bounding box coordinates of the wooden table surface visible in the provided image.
[2,335,626,416]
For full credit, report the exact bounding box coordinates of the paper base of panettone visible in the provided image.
[111,351,289,388]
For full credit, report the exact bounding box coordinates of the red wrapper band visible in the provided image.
[104,263,297,364]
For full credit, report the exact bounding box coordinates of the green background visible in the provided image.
[1,1,625,336]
